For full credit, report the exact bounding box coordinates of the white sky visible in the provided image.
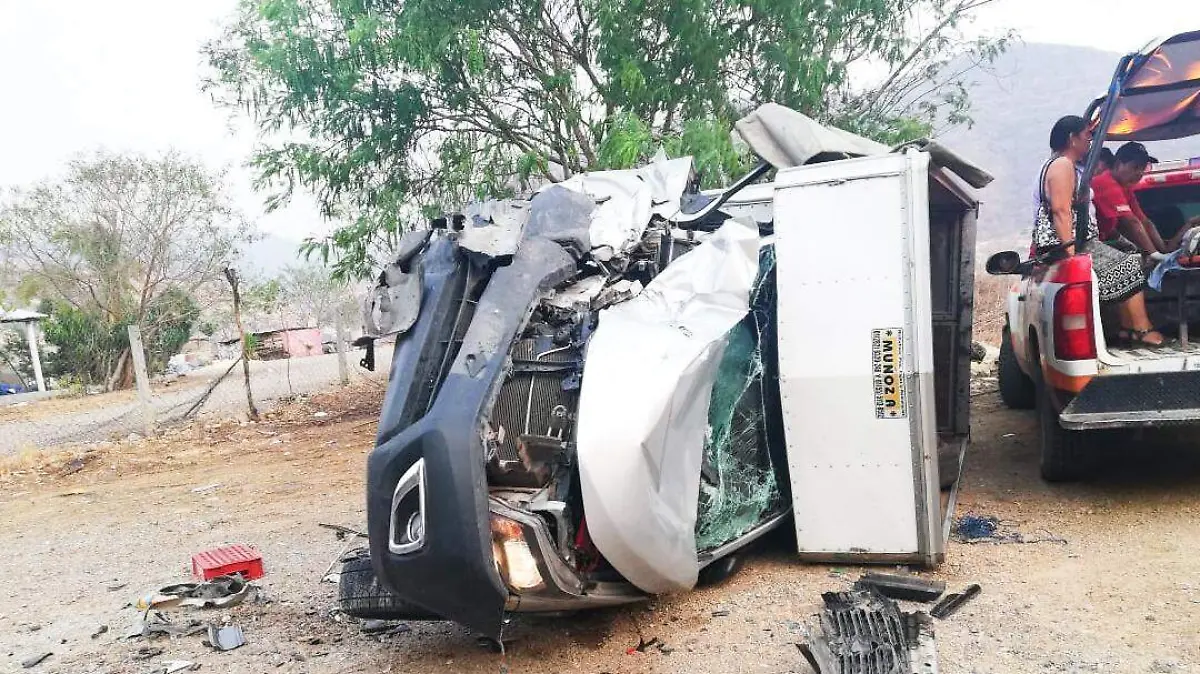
[0,0,1198,241]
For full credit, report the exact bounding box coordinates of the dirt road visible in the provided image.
[2,350,391,451]
[2,383,1198,673]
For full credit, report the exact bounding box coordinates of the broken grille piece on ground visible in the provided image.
[804,589,938,674]
[853,572,946,603]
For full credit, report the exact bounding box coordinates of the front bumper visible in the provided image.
[1060,370,1200,430]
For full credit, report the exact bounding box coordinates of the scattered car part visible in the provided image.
[205,625,245,652]
[125,613,206,640]
[930,584,981,619]
[137,575,251,611]
[20,653,52,669]
[804,589,938,674]
[854,573,946,603]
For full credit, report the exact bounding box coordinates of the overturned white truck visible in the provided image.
[346,104,991,638]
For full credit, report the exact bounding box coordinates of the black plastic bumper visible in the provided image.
[366,237,575,639]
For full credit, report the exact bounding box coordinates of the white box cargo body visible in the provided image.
[769,149,978,566]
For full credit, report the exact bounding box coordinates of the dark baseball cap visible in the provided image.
[1115,141,1158,166]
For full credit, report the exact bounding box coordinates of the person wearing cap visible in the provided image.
[1092,142,1191,254]
[1033,116,1163,346]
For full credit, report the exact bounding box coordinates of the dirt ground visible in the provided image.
[3,378,1199,674]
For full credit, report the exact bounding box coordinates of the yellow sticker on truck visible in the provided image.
[872,328,907,419]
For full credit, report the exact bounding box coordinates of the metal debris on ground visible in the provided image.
[625,636,671,655]
[20,652,52,669]
[163,661,200,673]
[136,575,253,611]
[854,573,946,603]
[191,484,221,494]
[205,625,246,652]
[317,523,368,539]
[953,514,1067,545]
[803,589,938,674]
[711,609,731,617]
[930,584,981,619]
[361,619,412,636]
[126,613,207,640]
[133,646,165,660]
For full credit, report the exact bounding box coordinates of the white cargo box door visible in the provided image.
[773,151,942,563]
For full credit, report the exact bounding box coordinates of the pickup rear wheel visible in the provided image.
[998,326,1036,409]
[1036,376,1085,482]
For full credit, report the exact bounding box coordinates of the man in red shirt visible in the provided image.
[1091,142,1174,255]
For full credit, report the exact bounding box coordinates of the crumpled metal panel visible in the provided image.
[361,230,432,339]
[459,199,531,260]
[575,217,759,594]
[552,157,693,258]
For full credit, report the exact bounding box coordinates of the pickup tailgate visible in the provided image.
[1060,370,1200,429]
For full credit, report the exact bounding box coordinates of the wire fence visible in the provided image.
[2,347,392,453]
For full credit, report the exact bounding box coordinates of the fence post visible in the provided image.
[25,321,46,392]
[335,314,350,386]
[127,324,156,436]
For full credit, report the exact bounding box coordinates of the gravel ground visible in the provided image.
[2,379,1199,673]
[2,350,391,452]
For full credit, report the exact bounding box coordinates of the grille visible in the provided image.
[491,339,578,467]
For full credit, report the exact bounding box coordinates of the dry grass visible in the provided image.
[0,380,387,488]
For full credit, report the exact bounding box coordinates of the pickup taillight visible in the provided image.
[1053,282,1096,361]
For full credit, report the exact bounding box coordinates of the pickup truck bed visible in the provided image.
[1060,370,1200,429]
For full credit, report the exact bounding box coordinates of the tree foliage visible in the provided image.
[0,152,246,389]
[206,0,1009,278]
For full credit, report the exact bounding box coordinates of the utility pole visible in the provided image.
[224,268,259,420]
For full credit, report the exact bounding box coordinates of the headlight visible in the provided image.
[490,516,545,592]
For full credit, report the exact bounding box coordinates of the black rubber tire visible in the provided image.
[1036,377,1085,482]
[998,326,1036,410]
[338,552,441,620]
[697,555,744,587]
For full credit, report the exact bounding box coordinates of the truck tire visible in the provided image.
[998,326,1036,409]
[1036,377,1085,482]
[338,552,441,620]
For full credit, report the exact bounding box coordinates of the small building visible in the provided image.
[220,327,324,361]
[0,309,47,392]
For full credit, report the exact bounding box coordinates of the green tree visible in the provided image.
[0,152,247,389]
[206,0,1009,278]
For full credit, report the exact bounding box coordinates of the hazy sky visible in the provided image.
[0,0,1197,241]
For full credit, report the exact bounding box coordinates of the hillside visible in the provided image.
[942,42,1196,251]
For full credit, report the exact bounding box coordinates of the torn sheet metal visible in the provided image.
[544,277,644,312]
[524,186,594,258]
[734,103,888,168]
[576,217,759,594]
[459,199,531,260]
[552,156,693,257]
[362,263,422,339]
[361,229,430,339]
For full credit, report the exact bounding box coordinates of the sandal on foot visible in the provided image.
[1118,328,1166,347]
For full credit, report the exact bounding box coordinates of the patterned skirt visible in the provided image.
[1082,239,1145,304]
